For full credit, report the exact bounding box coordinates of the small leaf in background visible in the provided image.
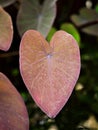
[17,0,57,37]
[0,0,15,7]
[71,7,98,36]
[60,23,81,43]
[0,6,13,51]
[19,30,80,118]
[82,24,98,36]
[46,27,57,42]
[71,8,98,26]
[0,72,29,130]
[11,68,19,76]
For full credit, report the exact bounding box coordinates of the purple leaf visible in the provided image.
[0,7,13,51]
[0,72,29,130]
[19,30,80,118]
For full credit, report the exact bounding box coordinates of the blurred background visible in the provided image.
[0,0,98,129]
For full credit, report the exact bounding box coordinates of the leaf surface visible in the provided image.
[19,30,80,118]
[82,24,98,36]
[0,7,13,51]
[71,7,98,36]
[71,8,98,26]
[0,0,15,7]
[0,72,29,130]
[17,0,57,37]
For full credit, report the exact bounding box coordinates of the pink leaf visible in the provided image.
[0,72,29,130]
[19,30,80,118]
[0,6,13,51]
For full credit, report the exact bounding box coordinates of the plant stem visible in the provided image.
[0,51,18,58]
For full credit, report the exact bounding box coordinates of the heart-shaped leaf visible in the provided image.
[0,6,13,51]
[0,0,15,7]
[19,30,80,118]
[0,72,29,130]
[17,0,57,37]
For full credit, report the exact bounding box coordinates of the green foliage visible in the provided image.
[11,68,19,76]
[95,4,98,13]
[46,27,57,42]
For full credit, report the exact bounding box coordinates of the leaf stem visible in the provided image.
[0,51,18,58]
